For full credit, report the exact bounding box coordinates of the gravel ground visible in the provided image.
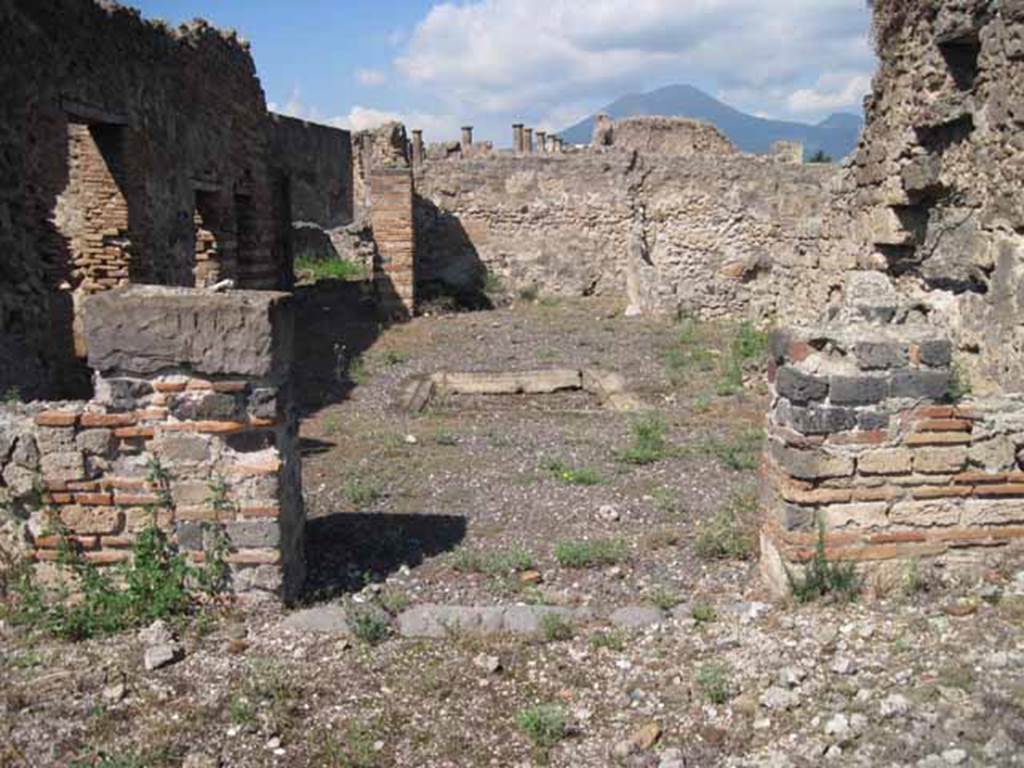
[2,291,1023,767]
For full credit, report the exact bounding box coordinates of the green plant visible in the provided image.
[433,429,458,446]
[347,355,369,386]
[540,612,574,642]
[786,523,861,603]
[516,704,567,749]
[379,349,409,366]
[543,458,603,486]
[715,355,744,396]
[947,361,972,401]
[483,269,505,296]
[652,487,682,517]
[650,587,682,611]
[590,630,626,651]
[694,493,756,561]
[808,149,833,163]
[229,660,300,734]
[452,546,534,576]
[3,386,22,405]
[554,538,627,568]
[619,412,669,465]
[315,722,381,768]
[731,321,769,364]
[691,603,717,624]
[518,285,539,302]
[699,429,763,471]
[349,606,391,645]
[696,661,733,704]
[294,255,368,282]
[344,477,384,509]
[145,456,173,510]
[194,522,231,596]
[377,588,410,615]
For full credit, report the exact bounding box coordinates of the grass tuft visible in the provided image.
[516,704,567,749]
[295,255,367,283]
[694,493,757,561]
[554,538,627,568]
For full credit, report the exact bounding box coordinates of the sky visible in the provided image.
[130,0,876,145]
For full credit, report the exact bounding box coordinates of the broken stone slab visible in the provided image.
[280,604,351,635]
[431,369,583,396]
[397,377,435,413]
[609,605,665,629]
[396,604,593,638]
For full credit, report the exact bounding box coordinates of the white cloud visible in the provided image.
[341,106,461,138]
[786,71,872,116]
[356,68,388,87]
[394,0,875,124]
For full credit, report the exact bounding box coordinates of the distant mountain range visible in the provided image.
[559,84,863,159]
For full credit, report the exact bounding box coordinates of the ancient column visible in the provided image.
[536,130,547,154]
[461,126,474,148]
[512,124,524,153]
[525,128,534,154]
[411,129,424,165]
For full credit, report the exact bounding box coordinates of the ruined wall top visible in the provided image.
[591,115,738,157]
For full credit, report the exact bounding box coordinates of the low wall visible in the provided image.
[0,287,305,602]
[761,310,1024,594]
[414,150,836,321]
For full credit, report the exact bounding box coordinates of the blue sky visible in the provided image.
[131,0,875,145]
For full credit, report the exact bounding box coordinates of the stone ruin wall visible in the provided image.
[593,115,739,157]
[0,287,305,602]
[1,0,281,400]
[760,0,1024,592]
[414,145,838,321]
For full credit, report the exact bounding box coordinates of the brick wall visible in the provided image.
[0,287,306,602]
[369,168,417,316]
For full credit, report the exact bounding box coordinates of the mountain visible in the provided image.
[559,84,863,160]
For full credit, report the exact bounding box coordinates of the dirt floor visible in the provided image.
[2,288,1024,768]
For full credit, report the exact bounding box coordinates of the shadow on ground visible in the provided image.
[302,511,467,599]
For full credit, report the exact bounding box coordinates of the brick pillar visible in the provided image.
[525,128,534,154]
[536,131,547,153]
[19,286,309,602]
[369,167,416,317]
[513,124,524,153]
[461,126,474,148]
[412,130,424,165]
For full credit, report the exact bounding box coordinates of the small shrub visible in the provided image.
[696,661,733,704]
[294,255,367,282]
[650,587,682,611]
[554,538,627,568]
[540,612,574,642]
[590,630,626,651]
[543,458,603,486]
[691,603,717,624]
[786,524,861,603]
[619,413,669,465]
[344,477,384,509]
[452,546,534,576]
[379,349,409,367]
[377,588,410,615]
[349,606,391,645]
[694,494,756,561]
[516,703,567,749]
[518,285,539,302]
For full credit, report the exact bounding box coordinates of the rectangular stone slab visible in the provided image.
[431,369,582,395]
[84,286,293,381]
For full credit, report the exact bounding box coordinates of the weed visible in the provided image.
[294,255,367,282]
[314,722,381,768]
[590,630,626,651]
[786,524,861,603]
[642,528,680,551]
[947,361,972,401]
[619,412,669,465]
[3,386,22,405]
[452,546,534,576]
[518,285,539,302]
[433,429,458,446]
[344,477,385,509]
[693,394,713,413]
[516,703,567,749]
[229,660,300,734]
[323,414,342,435]
[696,661,733,704]
[377,588,410,615]
[194,521,231,596]
[145,456,174,510]
[698,428,763,471]
[714,355,744,396]
[731,320,769,364]
[554,538,627,568]
[347,356,369,386]
[694,493,757,561]
[70,754,146,768]
[543,457,603,486]
[691,603,717,624]
[538,296,562,308]
[379,349,409,366]
[808,149,833,163]
[652,487,682,517]
[483,270,505,296]
[650,587,682,611]
[349,606,391,645]
[540,612,574,642]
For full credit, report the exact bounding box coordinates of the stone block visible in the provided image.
[99,378,154,411]
[858,410,891,430]
[247,388,278,421]
[888,499,961,528]
[858,448,913,475]
[914,447,968,474]
[36,426,77,454]
[84,286,293,381]
[890,370,951,400]
[176,520,205,551]
[40,451,85,483]
[60,506,123,535]
[775,366,829,404]
[778,402,857,435]
[172,481,212,508]
[225,520,280,548]
[770,441,854,480]
[829,375,888,406]
[77,429,114,457]
[918,340,952,368]
[822,503,889,530]
[855,341,909,370]
[11,435,40,468]
[969,436,1016,471]
[170,392,241,422]
[154,433,212,464]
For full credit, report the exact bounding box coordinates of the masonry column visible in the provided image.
[461,126,474,149]
[512,124,524,153]
[536,130,547,154]
[524,128,534,154]
[411,129,424,165]
[369,167,416,317]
